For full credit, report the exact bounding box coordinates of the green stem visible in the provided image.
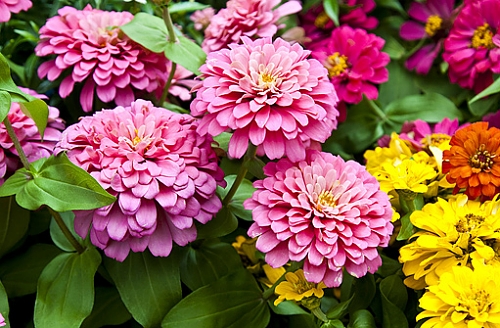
[311,307,328,323]
[159,62,176,106]
[222,144,257,206]
[3,117,30,170]
[158,5,178,107]
[48,207,85,254]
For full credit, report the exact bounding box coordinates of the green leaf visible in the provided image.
[164,35,206,75]
[376,254,402,278]
[270,300,309,316]
[162,270,270,328]
[218,175,255,221]
[382,36,405,60]
[0,196,30,258]
[469,76,500,104]
[378,61,419,108]
[289,314,317,328]
[327,294,354,319]
[0,282,10,328]
[379,275,409,328]
[34,247,101,328]
[0,154,116,212]
[349,274,377,313]
[0,243,62,297]
[0,53,30,100]
[0,90,11,122]
[18,98,49,138]
[169,1,209,13]
[196,206,238,239]
[348,310,377,328]
[180,239,243,291]
[104,250,182,328]
[121,13,169,53]
[468,93,500,117]
[397,212,414,241]
[323,0,339,26]
[375,0,405,15]
[50,211,85,252]
[81,287,132,328]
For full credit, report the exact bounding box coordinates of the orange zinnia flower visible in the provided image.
[442,122,500,199]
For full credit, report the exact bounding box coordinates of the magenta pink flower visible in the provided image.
[0,0,31,22]
[245,150,393,287]
[0,88,64,185]
[0,313,5,327]
[191,36,339,162]
[400,0,456,75]
[443,0,500,93]
[310,25,389,105]
[201,0,302,52]
[55,99,225,261]
[190,7,215,31]
[35,5,170,112]
[483,110,500,129]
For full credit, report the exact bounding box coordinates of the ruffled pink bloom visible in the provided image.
[443,0,500,93]
[55,99,225,261]
[245,150,393,287]
[0,88,64,184]
[400,0,455,74]
[310,26,389,105]
[190,7,215,31]
[35,5,170,112]
[0,0,31,22]
[201,0,302,52]
[191,36,339,162]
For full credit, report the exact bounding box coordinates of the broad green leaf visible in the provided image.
[348,310,377,328]
[164,35,206,75]
[327,294,354,319]
[50,211,85,252]
[104,250,182,328]
[323,0,339,26]
[196,206,238,239]
[0,282,10,328]
[397,212,414,241]
[349,274,377,313]
[169,2,209,13]
[414,70,463,100]
[270,300,309,316]
[180,239,243,291]
[0,90,11,122]
[34,247,101,328]
[121,13,169,53]
[322,319,345,328]
[0,154,116,212]
[213,132,232,153]
[0,196,30,258]
[18,98,49,138]
[378,61,419,107]
[289,313,317,328]
[0,243,61,297]
[376,254,402,278]
[382,36,405,60]
[162,270,270,328]
[81,287,132,328]
[379,275,409,328]
[468,93,500,117]
[469,76,500,104]
[0,53,30,100]
[217,175,255,221]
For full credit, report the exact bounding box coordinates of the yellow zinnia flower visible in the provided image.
[417,264,500,328]
[399,195,500,289]
[364,133,413,173]
[274,269,326,309]
[232,235,261,273]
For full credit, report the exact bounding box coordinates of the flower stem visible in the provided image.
[311,307,328,323]
[159,62,176,106]
[222,144,257,206]
[3,117,30,170]
[159,5,178,107]
[48,207,85,254]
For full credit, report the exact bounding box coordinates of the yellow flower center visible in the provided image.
[258,72,277,90]
[316,190,336,210]
[457,289,492,322]
[471,23,494,49]
[422,133,451,148]
[425,15,443,37]
[469,144,495,172]
[326,52,348,77]
[456,213,485,233]
[315,11,330,29]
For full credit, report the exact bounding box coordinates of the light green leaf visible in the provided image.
[18,98,49,138]
[323,0,339,26]
[0,90,11,122]
[34,247,101,328]
[270,300,309,316]
[0,196,30,258]
[169,2,209,13]
[104,250,182,328]
[180,239,243,291]
[164,35,206,75]
[162,270,270,328]
[0,243,61,297]
[50,211,85,252]
[121,13,169,53]
[469,76,500,104]
[81,287,132,328]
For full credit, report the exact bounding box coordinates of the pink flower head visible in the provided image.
[55,99,225,261]
[245,150,393,287]
[190,7,215,31]
[443,0,500,93]
[396,118,463,150]
[35,5,170,112]
[310,26,390,105]
[191,36,339,163]
[201,0,302,52]
[400,0,456,75]
[0,0,31,23]
[483,110,500,129]
[0,88,64,184]
[0,313,5,327]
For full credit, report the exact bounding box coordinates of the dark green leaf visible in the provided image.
[327,294,353,319]
[104,250,182,328]
[0,196,30,258]
[34,247,101,328]
[169,1,209,13]
[414,70,463,100]
[375,0,405,15]
[121,13,169,53]
[289,314,317,328]
[469,76,500,104]
[379,275,409,328]
[0,282,10,328]
[180,239,243,291]
[323,0,339,26]
[0,90,11,122]
[348,310,377,328]
[0,243,62,297]
[349,274,377,313]
[468,93,500,117]
[81,287,132,328]
[397,212,414,241]
[50,211,85,252]
[322,319,345,328]
[196,206,238,239]
[378,61,419,107]
[376,254,402,278]
[270,300,309,316]
[162,270,270,328]
[164,35,206,75]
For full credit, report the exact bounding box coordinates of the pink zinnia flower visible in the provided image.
[0,0,31,22]
[443,0,500,93]
[190,7,215,31]
[245,150,393,287]
[55,100,225,261]
[483,110,500,129]
[201,0,302,52]
[0,88,64,184]
[35,5,170,112]
[191,36,339,162]
[400,0,456,75]
[310,26,390,105]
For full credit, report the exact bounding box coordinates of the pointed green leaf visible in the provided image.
[0,168,31,197]
[104,250,182,328]
[348,310,376,328]
[469,76,500,104]
[327,294,354,319]
[162,270,270,328]
[196,206,238,239]
[81,287,132,328]
[120,13,169,53]
[168,2,209,13]
[379,275,409,328]
[50,211,85,252]
[323,0,339,26]
[0,196,30,258]
[0,90,11,122]
[378,61,419,108]
[34,247,101,328]
[164,35,206,75]
[0,53,29,100]
[18,98,49,138]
